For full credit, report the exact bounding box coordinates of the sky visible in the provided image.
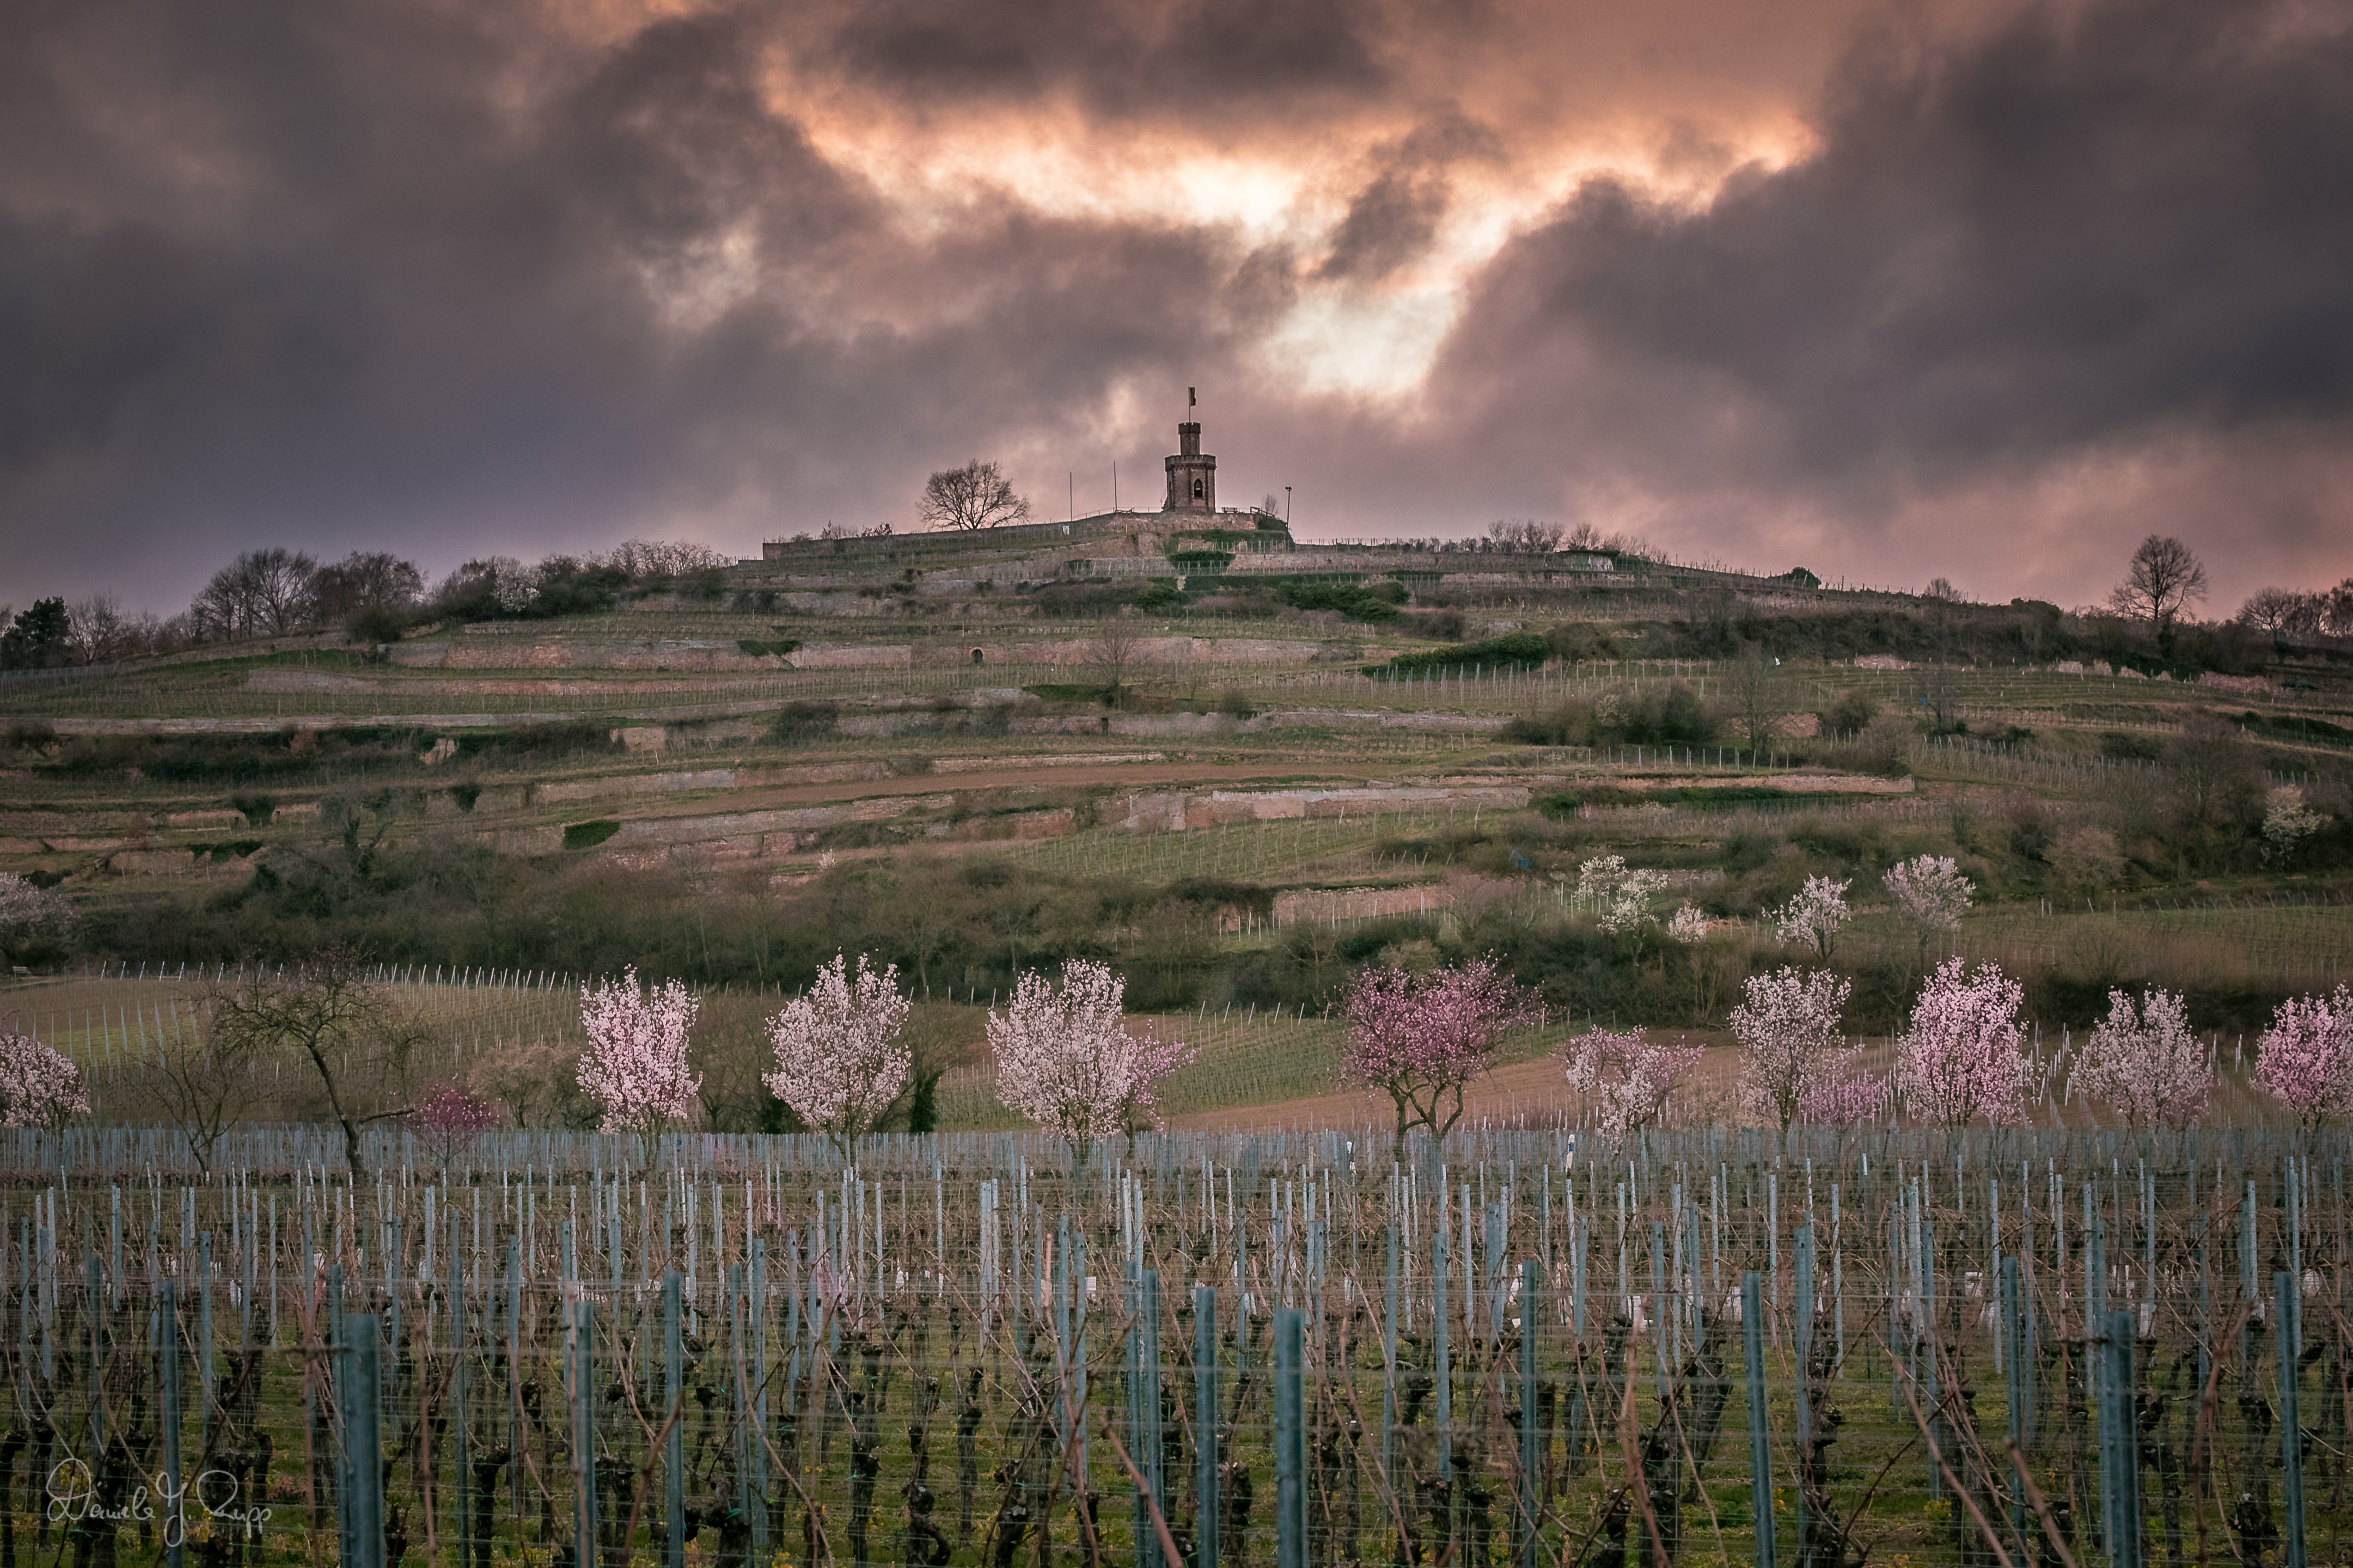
[4,0,2350,618]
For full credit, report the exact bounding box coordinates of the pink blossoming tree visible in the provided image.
[2071,987,2211,1128]
[411,1082,498,1168]
[1798,1067,1888,1128]
[988,959,1192,1152]
[1728,966,1853,1130]
[1894,958,2030,1126]
[2254,986,2353,1128]
[1774,876,1851,958]
[0,1032,88,1129]
[1562,1027,1702,1135]
[765,952,913,1152]
[1341,958,1540,1139]
[577,967,701,1158]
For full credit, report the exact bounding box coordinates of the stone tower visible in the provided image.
[1163,420,1217,512]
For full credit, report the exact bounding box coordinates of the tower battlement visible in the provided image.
[1164,419,1216,511]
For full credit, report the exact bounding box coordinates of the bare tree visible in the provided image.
[1919,662,1963,732]
[1922,577,1963,602]
[2108,535,2209,638]
[2238,586,2323,640]
[1095,608,1142,707]
[205,947,423,1178]
[2325,579,2353,638]
[1487,518,1566,553]
[190,547,320,638]
[64,596,133,665]
[310,551,424,625]
[1562,520,1631,553]
[919,460,1031,532]
[144,991,270,1173]
[1730,651,1776,750]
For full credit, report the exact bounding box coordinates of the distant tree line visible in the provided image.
[0,537,733,670]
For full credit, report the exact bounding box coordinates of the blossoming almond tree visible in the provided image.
[1341,958,1539,1139]
[2070,987,2210,1128]
[765,952,913,1153]
[2254,986,2353,1128]
[1894,958,2030,1126]
[411,1082,498,1169]
[2263,786,2330,864]
[1728,966,1853,1131]
[1562,1027,1702,1135]
[1774,875,1851,958]
[0,874,74,963]
[577,967,701,1159]
[1577,855,1672,934]
[1884,855,1973,958]
[0,1032,88,1129]
[988,959,1192,1152]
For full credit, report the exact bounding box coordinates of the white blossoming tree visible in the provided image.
[1666,903,1710,944]
[2263,785,2329,864]
[1884,855,1973,959]
[577,967,701,1162]
[988,959,1193,1153]
[1578,855,1672,934]
[0,1032,89,1129]
[1728,966,1853,1131]
[2070,987,2211,1128]
[0,873,74,964]
[1773,875,1851,958]
[764,952,913,1154]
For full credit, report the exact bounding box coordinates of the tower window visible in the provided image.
[1193,479,1205,499]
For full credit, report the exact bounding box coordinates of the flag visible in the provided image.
[1188,387,1195,407]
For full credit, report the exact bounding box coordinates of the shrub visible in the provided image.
[455,721,618,765]
[1374,632,1550,676]
[1281,581,1403,621]
[1819,687,1878,738]
[773,701,841,744]
[563,820,622,850]
[350,606,407,645]
[1544,622,1619,663]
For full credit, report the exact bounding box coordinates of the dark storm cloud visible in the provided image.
[0,0,1289,609]
[805,0,1392,118]
[1318,113,1503,283]
[3,0,2348,615]
[1427,0,2353,502]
